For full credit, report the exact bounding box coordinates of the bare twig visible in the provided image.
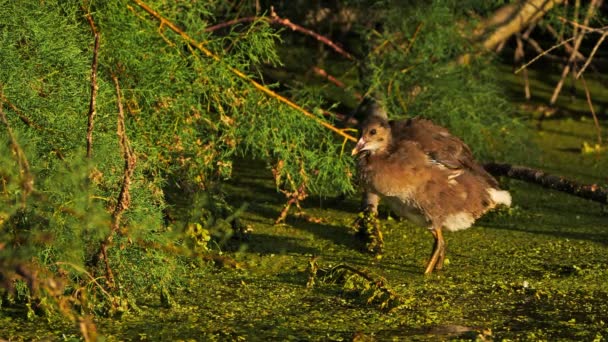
[519,35,563,62]
[514,36,576,73]
[401,22,423,57]
[84,11,100,159]
[55,262,113,301]
[311,66,363,101]
[557,16,608,33]
[576,31,607,78]
[205,9,354,60]
[131,0,356,142]
[515,33,531,99]
[544,23,586,61]
[579,75,603,145]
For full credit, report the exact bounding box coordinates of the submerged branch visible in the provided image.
[484,163,608,204]
[312,261,407,312]
[131,0,356,142]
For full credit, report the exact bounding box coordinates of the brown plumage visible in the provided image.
[352,114,511,274]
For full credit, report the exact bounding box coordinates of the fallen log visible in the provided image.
[484,162,608,205]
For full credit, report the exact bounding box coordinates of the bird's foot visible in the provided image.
[353,210,384,256]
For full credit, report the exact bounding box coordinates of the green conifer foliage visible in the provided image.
[378,1,527,161]
[0,0,528,321]
[0,0,356,318]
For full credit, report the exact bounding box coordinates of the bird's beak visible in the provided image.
[351,138,366,155]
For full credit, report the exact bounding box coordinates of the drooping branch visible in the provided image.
[131,0,356,143]
[0,93,65,160]
[484,163,608,204]
[205,9,354,61]
[275,182,308,225]
[97,74,137,288]
[84,11,100,159]
[0,98,34,204]
[110,74,136,233]
[0,93,42,131]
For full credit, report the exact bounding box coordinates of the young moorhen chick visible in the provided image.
[352,114,511,274]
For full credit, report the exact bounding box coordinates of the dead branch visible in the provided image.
[549,0,601,105]
[0,99,34,204]
[484,163,608,204]
[477,0,565,50]
[311,66,363,101]
[131,0,357,143]
[275,182,308,225]
[85,11,100,159]
[97,74,137,288]
[205,9,354,60]
[514,33,531,99]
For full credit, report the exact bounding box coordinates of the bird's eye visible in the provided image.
[370,128,377,136]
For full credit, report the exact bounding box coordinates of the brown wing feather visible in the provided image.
[389,118,498,187]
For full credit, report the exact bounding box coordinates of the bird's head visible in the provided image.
[351,116,391,156]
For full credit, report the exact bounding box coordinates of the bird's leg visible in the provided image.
[424,227,446,275]
[354,192,384,255]
[434,231,447,271]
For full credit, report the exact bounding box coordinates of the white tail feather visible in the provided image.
[487,188,512,207]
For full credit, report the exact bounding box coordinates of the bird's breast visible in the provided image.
[384,196,429,227]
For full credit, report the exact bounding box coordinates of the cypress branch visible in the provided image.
[0,99,34,203]
[84,10,100,159]
[98,74,137,289]
[131,0,357,143]
[0,94,65,160]
[205,9,355,60]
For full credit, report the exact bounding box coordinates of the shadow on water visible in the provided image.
[487,222,608,246]
[228,232,320,255]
